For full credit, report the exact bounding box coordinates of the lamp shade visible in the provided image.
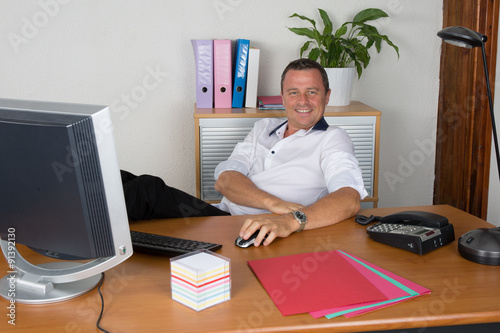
[437,26,486,48]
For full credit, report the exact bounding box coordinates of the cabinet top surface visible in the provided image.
[194,101,381,118]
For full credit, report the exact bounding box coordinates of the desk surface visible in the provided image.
[1,205,499,332]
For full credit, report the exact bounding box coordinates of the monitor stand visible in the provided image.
[0,240,102,304]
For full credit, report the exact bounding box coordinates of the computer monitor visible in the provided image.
[0,98,133,304]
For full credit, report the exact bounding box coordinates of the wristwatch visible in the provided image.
[292,211,307,232]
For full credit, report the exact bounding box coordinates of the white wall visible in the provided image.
[0,0,443,210]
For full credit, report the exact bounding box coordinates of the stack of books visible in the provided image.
[192,39,260,109]
[257,95,284,110]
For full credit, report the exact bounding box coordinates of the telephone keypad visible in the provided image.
[370,223,420,233]
[367,223,441,240]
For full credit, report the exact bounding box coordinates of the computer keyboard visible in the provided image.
[130,230,222,256]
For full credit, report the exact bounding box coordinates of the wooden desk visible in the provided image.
[1,205,499,332]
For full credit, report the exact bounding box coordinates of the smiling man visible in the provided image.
[122,59,367,245]
[214,58,367,246]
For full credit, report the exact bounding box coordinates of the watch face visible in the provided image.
[295,211,306,222]
[293,211,307,233]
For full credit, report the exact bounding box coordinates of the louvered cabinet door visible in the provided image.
[324,116,377,203]
[197,118,263,201]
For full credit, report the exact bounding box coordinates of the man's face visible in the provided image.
[281,68,331,135]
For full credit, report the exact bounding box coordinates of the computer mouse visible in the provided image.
[235,230,266,248]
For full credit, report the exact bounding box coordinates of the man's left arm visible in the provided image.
[239,186,361,246]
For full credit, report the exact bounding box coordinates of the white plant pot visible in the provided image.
[325,67,356,106]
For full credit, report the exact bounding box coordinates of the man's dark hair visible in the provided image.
[280,58,330,93]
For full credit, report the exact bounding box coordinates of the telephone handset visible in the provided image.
[366,211,455,255]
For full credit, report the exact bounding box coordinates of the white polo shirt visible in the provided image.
[214,117,368,215]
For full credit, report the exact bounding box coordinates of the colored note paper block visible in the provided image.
[171,250,231,311]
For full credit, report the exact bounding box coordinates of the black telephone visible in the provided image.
[365,211,455,255]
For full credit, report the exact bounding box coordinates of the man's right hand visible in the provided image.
[263,197,304,215]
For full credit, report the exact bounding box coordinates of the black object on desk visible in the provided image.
[130,230,222,256]
[366,211,455,255]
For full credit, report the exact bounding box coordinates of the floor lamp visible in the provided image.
[437,26,500,265]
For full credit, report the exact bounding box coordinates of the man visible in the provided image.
[213,58,367,246]
[122,58,366,246]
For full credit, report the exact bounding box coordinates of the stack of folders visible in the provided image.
[191,39,261,109]
[248,250,430,318]
[171,250,231,311]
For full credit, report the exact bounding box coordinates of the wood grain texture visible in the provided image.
[434,0,499,219]
[1,205,499,332]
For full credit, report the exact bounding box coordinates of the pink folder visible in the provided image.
[213,40,232,108]
[309,251,431,318]
[247,251,387,316]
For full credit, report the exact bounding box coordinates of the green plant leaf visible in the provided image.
[354,61,363,78]
[342,47,357,67]
[318,8,333,35]
[359,25,382,52]
[354,43,371,66]
[379,34,400,58]
[299,41,313,58]
[365,38,375,50]
[374,37,382,53]
[357,24,377,37]
[323,33,333,47]
[352,8,389,23]
[357,24,399,58]
[335,25,348,38]
[288,27,317,40]
[289,13,317,29]
[308,48,321,63]
[324,37,340,67]
[313,29,323,44]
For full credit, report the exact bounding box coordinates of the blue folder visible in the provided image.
[232,39,250,108]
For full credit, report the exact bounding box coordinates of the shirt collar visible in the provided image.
[269,117,329,136]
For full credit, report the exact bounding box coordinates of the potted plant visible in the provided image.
[288,8,399,106]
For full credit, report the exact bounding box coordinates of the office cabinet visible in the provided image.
[194,101,380,208]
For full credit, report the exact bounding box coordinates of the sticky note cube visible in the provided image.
[170,250,230,311]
